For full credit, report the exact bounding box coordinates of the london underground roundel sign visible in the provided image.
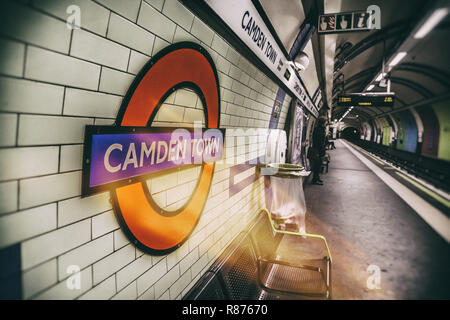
[81,42,221,254]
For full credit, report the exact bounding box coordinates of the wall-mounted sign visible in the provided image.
[204,0,319,117]
[312,88,323,112]
[318,7,380,34]
[284,68,291,81]
[317,99,324,110]
[271,100,282,119]
[81,42,221,255]
[83,126,224,195]
[312,88,321,104]
[269,89,287,129]
[337,94,395,107]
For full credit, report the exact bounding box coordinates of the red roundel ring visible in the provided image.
[112,42,220,255]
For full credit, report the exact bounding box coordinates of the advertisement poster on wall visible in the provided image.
[287,100,304,165]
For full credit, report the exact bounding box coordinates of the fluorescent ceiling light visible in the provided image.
[414,8,448,39]
[367,84,375,91]
[375,73,385,82]
[389,51,407,67]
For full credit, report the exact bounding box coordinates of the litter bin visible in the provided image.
[267,163,310,233]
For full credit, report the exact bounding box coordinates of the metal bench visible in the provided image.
[183,209,332,300]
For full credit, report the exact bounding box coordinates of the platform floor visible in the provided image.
[277,139,450,299]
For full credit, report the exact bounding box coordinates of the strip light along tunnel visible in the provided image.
[81,42,221,255]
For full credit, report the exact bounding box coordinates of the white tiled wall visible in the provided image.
[0,0,291,300]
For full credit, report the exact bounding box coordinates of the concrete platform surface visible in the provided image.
[277,140,450,299]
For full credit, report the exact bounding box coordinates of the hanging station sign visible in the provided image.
[318,6,381,34]
[81,42,222,255]
[337,94,395,107]
[204,0,318,117]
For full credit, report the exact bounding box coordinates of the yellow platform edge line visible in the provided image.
[396,172,450,208]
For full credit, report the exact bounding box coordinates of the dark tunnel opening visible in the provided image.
[341,127,361,140]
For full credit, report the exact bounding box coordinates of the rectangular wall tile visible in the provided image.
[19,171,82,209]
[0,204,57,249]
[174,89,197,107]
[162,0,194,31]
[21,219,91,270]
[0,147,59,181]
[179,248,199,275]
[173,25,198,43]
[154,104,185,122]
[0,181,17,215]
[91,210,119,239]
[22,259,57,299]
[32,0,110,36]
[111,281,137,300]
[18,115,93,146]
[92,244,135,285]
[152,37,170,55]
[154,264,179,299]
[63,88,121,118]
[78,275,116,300]
[96,0,142,21]
[99,67,135,96]
[127,50,150,75]
[0,1,71,53]
[60,144,83,173]
[138,2,176,42]
[190,17,214,46]
[58,233,113,280]
[115,254,152,291]
[70,29,130,71]
[107,13,155,55]
[0,113,17,147]
[34,266,92,300]
[150,171,178,193]
[144,0,164,12]
[25,46,100,90]
[169,269,191,299]
[211,34,229,56]
[0,77,64,115]
[113,228,130,250]
[0,38,25,77]
[137,286,155,300]
[136,258,167,296]
[58,192,111,227]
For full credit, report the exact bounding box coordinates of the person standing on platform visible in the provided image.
[310,117,327,185]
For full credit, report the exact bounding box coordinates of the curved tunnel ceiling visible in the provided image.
[321,0,450,126]
[252,0,449,127]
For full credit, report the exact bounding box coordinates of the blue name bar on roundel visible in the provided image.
[83,126,224,193]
